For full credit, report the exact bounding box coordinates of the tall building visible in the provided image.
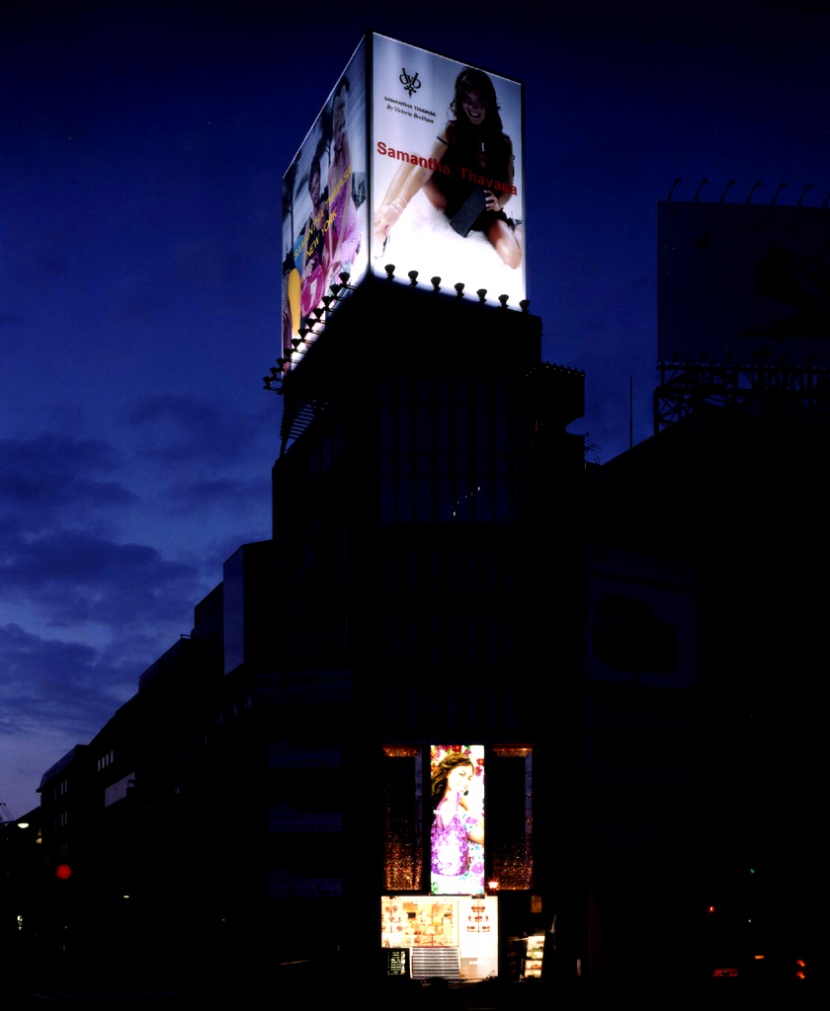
[264,33,582,976]
[265,277,584,974]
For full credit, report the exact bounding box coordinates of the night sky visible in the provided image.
[2,0,827,816]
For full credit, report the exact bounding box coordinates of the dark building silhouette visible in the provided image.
[264,280,584,975]
[30,278,589,982]
[24,245,828,992]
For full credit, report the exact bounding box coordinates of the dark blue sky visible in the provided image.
[2,0,827,815]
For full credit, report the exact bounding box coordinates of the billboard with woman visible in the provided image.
[280,35,525,369]
[371,36,525,305]
[430,744,485,895]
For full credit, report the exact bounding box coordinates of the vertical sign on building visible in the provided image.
[430,744,485,895]
[371,36,525,306]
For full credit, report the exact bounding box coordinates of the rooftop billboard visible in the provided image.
[370,35,525,304]
[281,35,525,368]
[281,38,369,366]
[658,201,830,366]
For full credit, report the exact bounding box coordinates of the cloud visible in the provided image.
[0,623,127,739]
[0,432,135,533]
[125,391,271,465]
[0,529,201,632]
[0,620,158,817]
[165,474,271,515]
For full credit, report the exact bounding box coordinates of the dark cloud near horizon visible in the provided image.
[0,623,129,740]
[0,431,136,533]
[165,475,271,515]
[0,430,203,636]
[125,391,275,466]
[0,419,267,648]
[0,529,201,632]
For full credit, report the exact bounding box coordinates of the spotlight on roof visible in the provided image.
[796,184,813,206]
[408,270,419,286]
[384,264,395,279]
[454,282,465,297]
[745,181,762,204]
[430,276,441,292]
[771,182,787,205]
[476,288,487,303]
[498,294,509,308]
[519,299,530,313]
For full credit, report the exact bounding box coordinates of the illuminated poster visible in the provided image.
[281,39,369,367]
[430,744,485,895]
[371,36,525,305]
[381,895,499,979]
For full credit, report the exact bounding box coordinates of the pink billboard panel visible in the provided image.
[430,744,485,896]
[281,39,369,367]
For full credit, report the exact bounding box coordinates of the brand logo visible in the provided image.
[399,68,421,97]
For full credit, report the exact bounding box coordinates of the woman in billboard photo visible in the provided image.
[374,68,522,270]
[299,154,330,322]
[325,79,361,288]
[430,750,484,894]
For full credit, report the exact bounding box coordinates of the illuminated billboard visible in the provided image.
[430,744,485,896]
[658,201,830,365]
[280,35,526,368]
[381,895,498,979]
[371,36,525,304]
[281,38,369,366]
